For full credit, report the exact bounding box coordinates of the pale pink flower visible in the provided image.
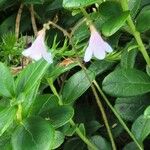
[84,25,113,62]
[22,29,53,64]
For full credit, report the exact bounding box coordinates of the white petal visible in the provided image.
[84,46,93,62]
[22,48,32,57]
[104,42,113,53]
[42,52,53,64]
[22,47,42,61]
[93,46,106,60]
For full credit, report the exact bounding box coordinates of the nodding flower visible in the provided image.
[84,25,113,62]
[22,29,53,64]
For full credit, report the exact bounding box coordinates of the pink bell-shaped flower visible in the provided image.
[22,29,53,64]
[84,25,113,62]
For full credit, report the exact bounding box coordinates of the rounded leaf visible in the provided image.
[12,116,55,150]
[103,68,150,97]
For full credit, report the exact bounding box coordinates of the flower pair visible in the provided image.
[22,25,112,63]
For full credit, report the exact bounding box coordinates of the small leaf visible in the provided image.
[63,0,100,9]
[99,1,122,19]
[41,106,74,128]
[64,138,85,150]
[30,94,59,115]
[136,6,150,32]
[12,116,55,150]
[102,11,129,36]
[121,41,138,69]
[115,95,150,121]
[103,68,150,97]
[0,62,15,97]
[0,107,16,136]
[131,115,150,142]
[52,131,64,149]
[144,105,150,118]
[62,70,95,104]
[123,142,138,150]
[16,60,50,95]
[128,0,141,17]
[89,60,114,75]
[88,135,111,150]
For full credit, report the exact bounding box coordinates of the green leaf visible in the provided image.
[88,135,111,150]
[144,105,150,118]
[16,60,50,95]
[128,0,141,17]
[62,70,95,104]
[102,68,150,97]
[136,6,150,32]
[99,1,122,19]
[46,61,78,81]
[89,60,114,75]
[0,15,15,35]
[64,138,85,150]
[52,131,64,149]
[41,106,74,128]
[0,0,16,10]
[12,116,55,150]
[102,11,129,36]
[30,94,59,115]
[121,41,138,69]
[0,107,16,136]
[0,62,15,97]
[115,95,150,121]
[123,142,138,150]
[131,115,150,142]
[63,0,100,9]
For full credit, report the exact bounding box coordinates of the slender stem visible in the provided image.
[93,80,143,150]
[90,83,116,150]
[30,4,38,36]
[47,20,116,150]
[47,79,98,150]
[78,8,116,150]
[15,3,24,39]
[120,0,150,66]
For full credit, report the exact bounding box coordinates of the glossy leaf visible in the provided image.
[62,70,95,104]
[128,0,141,17]
[52,131,64,149]
[0,62,15,97]
[131,115,150,142]
[103,68,150,97]
[0,107,16,136]
[12,116,55,150]
[30,94,59,115]
[15,60,50,95]
[115,95,150,121]
[89,60,114,75]
[136,6,150,32]
[88,135,111,150]
[41,106,74,128]
[99,1,122,19]
[102,11,129,36]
